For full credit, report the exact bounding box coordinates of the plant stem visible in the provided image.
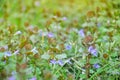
[86,54,91,79]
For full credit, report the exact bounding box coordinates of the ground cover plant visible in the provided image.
[0,0,120,80]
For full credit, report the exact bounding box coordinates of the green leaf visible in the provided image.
[55,53,67,59]
[79,74,86,79]
[90,58,100,64]
[0,52,4,59]
[41,53,50,60]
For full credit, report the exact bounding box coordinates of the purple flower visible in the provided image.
[4,51,12,57]
[65,45,72,50]
[88,46,94,52]
[29,77,36,80]
[47,32,54,38]
[50,59,64,66]
[88,46,97,57]
[57,60,64,66]
[14,50,19,55]
[91,49,97,56]
[93,63,100,69]
[78,29,85,37]
[50,59,57,64]
[14,31,22,35]
[62,17,67,21]
[8,76,16,80]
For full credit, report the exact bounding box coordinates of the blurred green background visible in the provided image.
[0,0,120,30]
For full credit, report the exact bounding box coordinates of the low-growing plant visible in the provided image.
[0,0,120,80]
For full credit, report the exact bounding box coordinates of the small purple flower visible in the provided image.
[50,59,57,64]
[14,31,22,35]
[57,60,64,66]
[8,76,16,80]
[4,51,12,57]
[50,59,64,66]
[88,46,97,57]
[47,32,54,38]
[62,17,67,21]
[14,50,19,55]
[65,45,72,50]
[91,49,97,56]
[78,29,85,37]
[93,63,100,69]
[88,46,94,52]
[29,77,36,80]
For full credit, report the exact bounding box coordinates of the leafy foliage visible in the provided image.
[0,0,120,80]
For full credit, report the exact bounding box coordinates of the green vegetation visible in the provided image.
[0,0,120,80]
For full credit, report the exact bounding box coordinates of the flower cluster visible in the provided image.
[4,51,12,57]
[50,59,64,66]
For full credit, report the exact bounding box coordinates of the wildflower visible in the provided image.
[91,49,97,56]
[57,60,64,66]
[4,51,12,57]
[88,46,94,52]
[78,29,85,37]
[8,76,16,80]
[65,45,72,50]
[50,59,57,64]
[13,50,19,55]
[50,59,64,66]
[29,77,36,80]
[47,32,54,38]
[14,31,22,35]
[93,63,100,69]
[62,17,67,21]
[88,46,97,56]
[28,25,34,29]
